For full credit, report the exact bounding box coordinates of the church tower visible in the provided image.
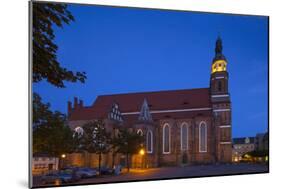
[210,36,228,94]
[210,37,232,163]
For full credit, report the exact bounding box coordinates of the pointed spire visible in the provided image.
[213,36,226,62]
[138,98,152,122]
[215,36,223,55]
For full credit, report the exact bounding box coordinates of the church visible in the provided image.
[66,37,232,168]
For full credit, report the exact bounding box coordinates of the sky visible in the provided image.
[33,4,268,138]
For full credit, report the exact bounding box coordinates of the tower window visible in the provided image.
[218,81,222,92]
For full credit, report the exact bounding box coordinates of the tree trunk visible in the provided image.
[98,153,101,175]
[112,152,115,169]
[126,153,130,172]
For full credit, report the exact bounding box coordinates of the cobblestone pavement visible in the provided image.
[33,163,268,187]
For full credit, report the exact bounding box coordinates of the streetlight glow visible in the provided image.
[61,154,66,158]
[139,149,145,155]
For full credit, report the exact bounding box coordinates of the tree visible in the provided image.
[79,121,111,174]
[33,2,86,88]
[33,94,75,168]
[32,2,88,168]
[33,92,52,128]
[113,129,144,172]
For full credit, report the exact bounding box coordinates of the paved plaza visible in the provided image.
[33,163,268,187]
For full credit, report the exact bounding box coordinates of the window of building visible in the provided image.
[147,130,153,153]
[163,123,170,154]
[137,129,143,136]
[218,81,222,91]
[181,123,188,151]
[199,121,207,152]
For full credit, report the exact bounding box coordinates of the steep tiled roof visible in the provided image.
[68,88,211,121]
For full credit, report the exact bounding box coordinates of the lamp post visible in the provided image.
[139,148,145,168]
[61,154,66,169]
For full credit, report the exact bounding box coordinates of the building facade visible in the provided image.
[232,137,255,162]
[255,132,269,152]
[232,133,269,162]
[66,37,232,168]
[32,153,59,175]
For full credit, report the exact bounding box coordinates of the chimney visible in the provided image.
[79,99,84,108]
[67,101,72,115]
[74,97,78,109]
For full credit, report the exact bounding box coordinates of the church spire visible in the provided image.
[211,36,227,73]
[215,36,223,55]
[213,36,226,62]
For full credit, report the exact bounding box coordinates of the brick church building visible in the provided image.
[66,37,232,168]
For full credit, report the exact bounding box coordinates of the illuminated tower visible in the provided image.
[210,37,232,163]
[210,36,228,94]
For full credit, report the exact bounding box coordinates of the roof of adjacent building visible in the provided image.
[233,137,255,145]
[68,88,212,121]
[33,152,55,158]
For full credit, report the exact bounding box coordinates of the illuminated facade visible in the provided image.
[66,37,232,168]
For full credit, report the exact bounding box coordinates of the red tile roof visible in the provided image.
[68,88,211,121]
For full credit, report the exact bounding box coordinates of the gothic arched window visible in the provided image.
[163,123,170,154]
[146,130,153,153]
[137,129,143,136]
[199,121,207,152]
[181,123,188,151]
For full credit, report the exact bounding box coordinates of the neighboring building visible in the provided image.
[232,137,255,162]
[232,132,269,162]
[255,132,269,152]
[66,37,232,168]
[32,153,59,175]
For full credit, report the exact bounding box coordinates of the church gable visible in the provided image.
[138,98,152,122]
[108,102,123,122]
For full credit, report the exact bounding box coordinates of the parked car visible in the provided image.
[113,165,122,175]
[41,172,61,185]
[57,172,73,183]
[61,168,81,182]
[77,167,98,178]
[99,166,114,175]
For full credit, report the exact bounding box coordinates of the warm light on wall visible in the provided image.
[212,60,227,73]
[139,149,145,156]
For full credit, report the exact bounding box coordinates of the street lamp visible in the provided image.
[60,154,66,169]
[139,149,145,156]
[139,148,145,169]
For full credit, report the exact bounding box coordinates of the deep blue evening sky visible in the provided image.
[33,4,268,138]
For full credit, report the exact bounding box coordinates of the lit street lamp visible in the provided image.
[60,154,66,169]
[139,148,145,168]
[139,149,145,156]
